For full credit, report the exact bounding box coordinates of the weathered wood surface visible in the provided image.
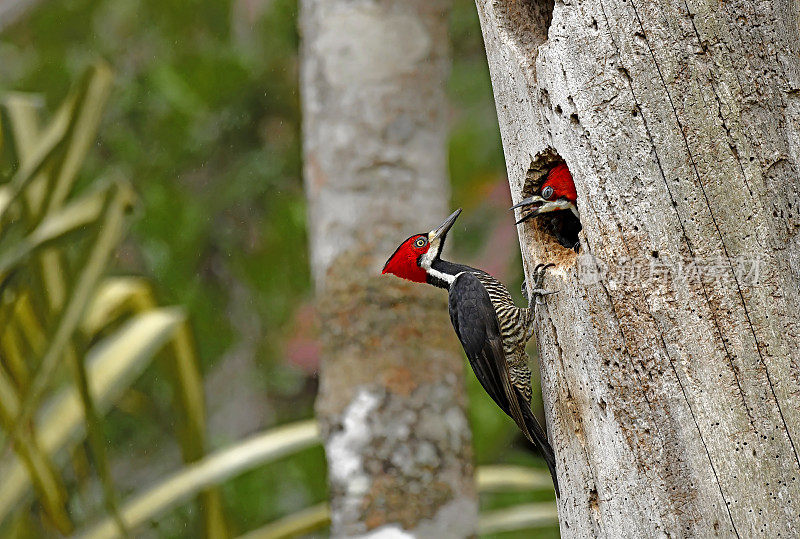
[476,0,800,535]
[300,0,478,536]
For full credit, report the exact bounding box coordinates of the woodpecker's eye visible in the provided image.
[541,185,554,200]
[414,237,427,248]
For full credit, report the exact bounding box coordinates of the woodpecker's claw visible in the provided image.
[532,263,555,289]
[522,263,557,305]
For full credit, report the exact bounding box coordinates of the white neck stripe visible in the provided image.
[428,267,457,285]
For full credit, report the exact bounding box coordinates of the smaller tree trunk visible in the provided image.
[300,0,478,535]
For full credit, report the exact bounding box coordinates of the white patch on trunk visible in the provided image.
[359,525,415,538]
[327,388,380,512]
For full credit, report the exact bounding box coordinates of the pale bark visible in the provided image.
[476,0,800,536]
[300,0,478,536]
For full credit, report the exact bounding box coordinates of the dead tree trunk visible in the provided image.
[475,0,800,535]
[299,0,478,535]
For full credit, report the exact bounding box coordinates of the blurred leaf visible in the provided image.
[12,292,46,359]
[0,61,225,536]
[80,277,154,334]
[3,179,133,449]
[80,275,228,536]
[0,89,73,218]
[76,420,320,539]
[478,503,558,535]
[0,183,107,278]
[0,65,132,535]
[0,63,109,221]
[237,503,328,539]
[44,62,113,215]
[1,320,30,388]
[0,367,72,534]
[476,465,553,493]
[0,308,185,522]
[1,93,41,161]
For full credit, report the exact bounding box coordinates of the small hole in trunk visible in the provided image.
[493,0,556,70]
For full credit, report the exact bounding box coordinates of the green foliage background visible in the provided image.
[0,0,557,536]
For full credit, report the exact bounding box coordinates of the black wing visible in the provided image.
[449,272,560,497]
[448,272,527,440]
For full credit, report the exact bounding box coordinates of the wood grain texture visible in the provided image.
[475,0,800,535]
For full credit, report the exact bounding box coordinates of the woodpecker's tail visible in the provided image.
[517,390,560,498]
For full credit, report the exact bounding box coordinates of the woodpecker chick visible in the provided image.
[512,163,581,250]
[512,163,578,221]
[382,209,560,497]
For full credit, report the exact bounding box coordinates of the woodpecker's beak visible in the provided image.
[511,197,576,224]
[429,208,462,243]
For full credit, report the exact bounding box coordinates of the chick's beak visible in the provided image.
[429,208,462,242]
[511,196,577,224]
[510,195,547,224]
[510,195,547,212]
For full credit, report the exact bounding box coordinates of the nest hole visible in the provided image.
[519,148,582,251]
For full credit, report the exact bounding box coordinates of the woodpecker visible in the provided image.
[511,163,581,250]
[382,209,560,497]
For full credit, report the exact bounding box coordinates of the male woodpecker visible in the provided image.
[382,209,560,497]
[511,163,581,250]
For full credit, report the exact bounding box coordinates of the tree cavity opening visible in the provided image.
[517,149,582,251]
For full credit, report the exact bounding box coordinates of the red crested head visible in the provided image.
[542,163,577,202]
[382,209,462,286]
[382,234,431,283]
